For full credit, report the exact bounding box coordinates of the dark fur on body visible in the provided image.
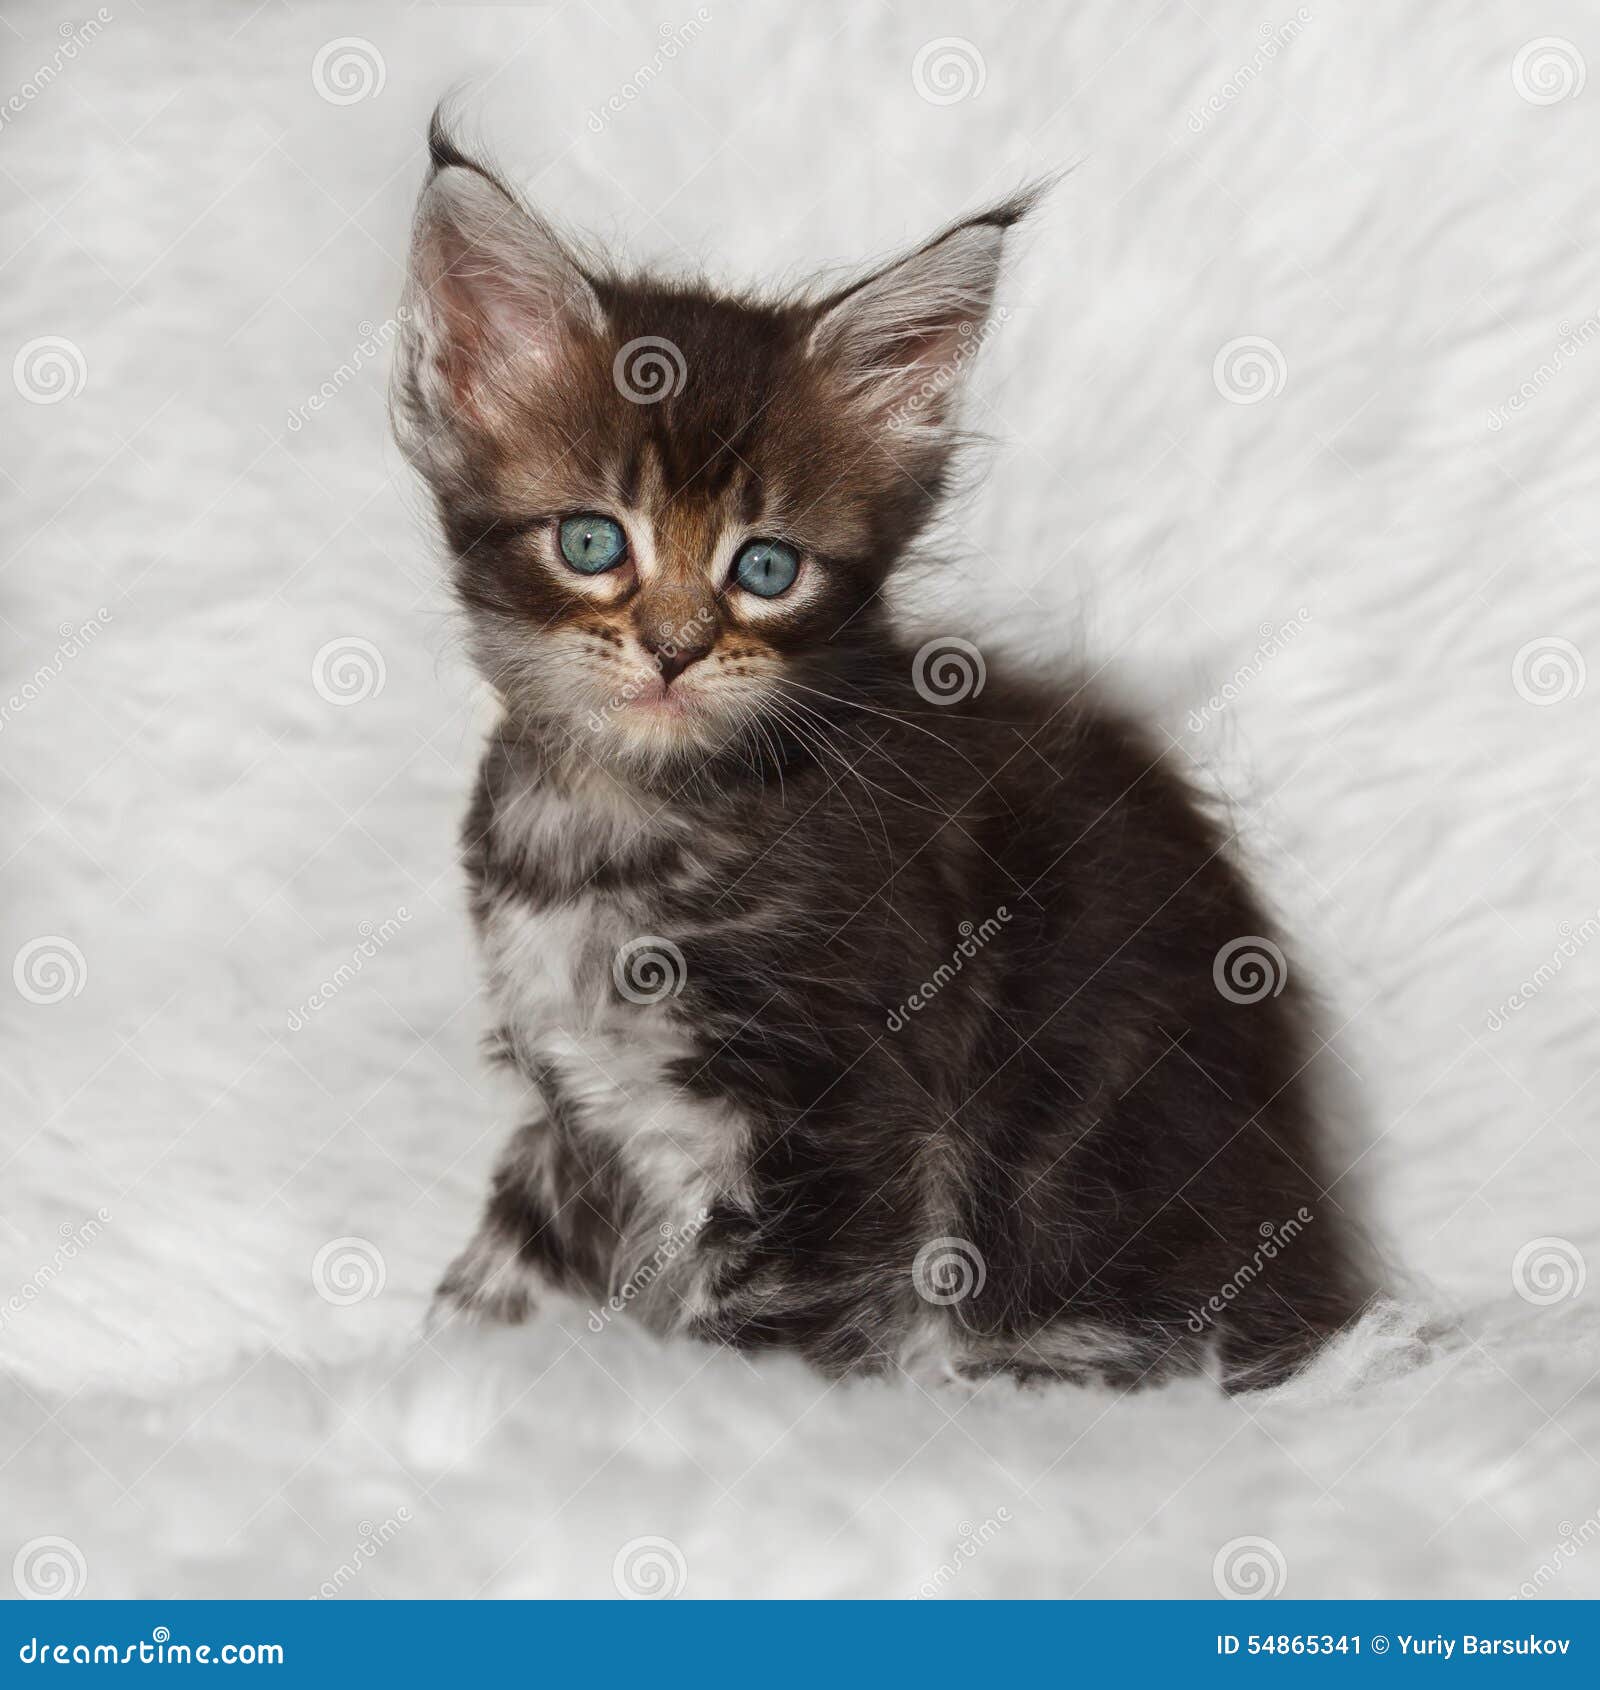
[398,116,1369,1391]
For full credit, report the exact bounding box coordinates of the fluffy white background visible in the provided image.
[2,0,1598,1600]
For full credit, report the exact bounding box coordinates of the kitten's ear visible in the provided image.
[807,188,1041,436]
[396,127,602,456]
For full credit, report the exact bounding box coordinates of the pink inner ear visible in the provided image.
[850,321,978,431]
[419,221,570,421]
[897,322,973,382]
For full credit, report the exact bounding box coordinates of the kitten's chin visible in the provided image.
[574,687,742,773]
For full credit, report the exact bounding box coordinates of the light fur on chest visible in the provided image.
[479,780,749,1319]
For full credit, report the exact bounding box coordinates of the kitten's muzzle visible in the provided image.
[641,627,714,685]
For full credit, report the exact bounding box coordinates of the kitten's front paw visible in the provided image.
[427,1236,539,1333]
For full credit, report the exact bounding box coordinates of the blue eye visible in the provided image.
[733,539,799,598]
[559,514,628,574]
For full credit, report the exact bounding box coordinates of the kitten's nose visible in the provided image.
[642,627,713,685]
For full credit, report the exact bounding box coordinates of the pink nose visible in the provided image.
[641,629,713,685]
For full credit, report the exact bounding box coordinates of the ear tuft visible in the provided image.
[394,117,602,474]
[426,104,480,178]
[808,184,1050,440]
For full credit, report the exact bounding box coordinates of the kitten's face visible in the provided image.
[396,132,1027,778]
[431,286,916,769]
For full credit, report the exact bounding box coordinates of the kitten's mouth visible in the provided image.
[619,677,701,722]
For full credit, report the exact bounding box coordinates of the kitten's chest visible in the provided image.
[474,775,748,1249]
[477,781,679,1047]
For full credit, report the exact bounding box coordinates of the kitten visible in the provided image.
[394,115,1370,1391]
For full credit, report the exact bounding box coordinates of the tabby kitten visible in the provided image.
[395,117,1368,1391]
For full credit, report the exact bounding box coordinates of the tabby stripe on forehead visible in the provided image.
[645,425,746,500]
[737,470,766,527]
[618,444,644,510]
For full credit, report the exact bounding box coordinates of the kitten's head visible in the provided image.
[395,116,1035,779]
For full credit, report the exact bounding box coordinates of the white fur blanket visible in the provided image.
[3,0,1597,1600]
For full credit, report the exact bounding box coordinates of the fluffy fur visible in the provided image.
[5,0,1596,1602]
[396,121,1370,1389]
